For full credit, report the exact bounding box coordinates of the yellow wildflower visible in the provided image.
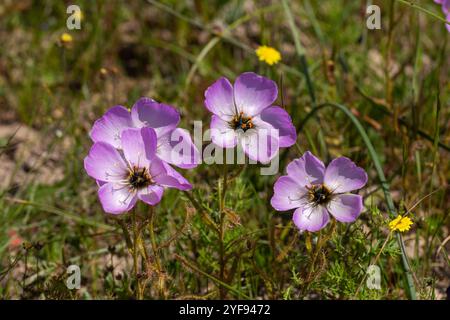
[389,215,413,232]
[60,33,73,44]
[255,45,281,65]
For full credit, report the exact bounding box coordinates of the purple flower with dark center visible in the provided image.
[204,72,296,163]
[84,127,191,214]
[271,151,368,232]
[90,97,199,169]
[435,0,450,31]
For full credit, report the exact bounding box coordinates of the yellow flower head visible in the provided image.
[255,45,281,66]
[60,33,73,44]
[389,215,413,232]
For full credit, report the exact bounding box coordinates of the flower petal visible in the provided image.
[442,1,450,14]
[292,205,329,232]
[90,106,133,149]
[271,176,308,211]
[260,106,296,147]
[84,142,127,182]
[286,151,325,187]
[138,184,164,206]
[233,72,278,117]
[157,128,200,169]
[210,115,238,148]
[131,97,180,137]
[240,117,279,163]
[327,194,363,223]
[121,127,157,168]
[446,13,450,31]
[324,157,368,193]
[204,77,235,121]
[96,180,107,187]
[149,158,192,190]
[98,182,137,214]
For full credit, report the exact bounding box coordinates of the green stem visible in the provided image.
[175,254,250,299]
[183,191,218,231]
[354,232,393,297]
[118,219,133,250]
[131,210,143,300]
[302,232,323,296]
[299,102,417,299]
[218,164,228,298]
[148,206,165,298]
[395,0,450,25]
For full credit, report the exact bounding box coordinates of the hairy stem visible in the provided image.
[218,164,228,298]
[302,232,323,296]
[148,206,165,298]
[131,210,143,300]
[354,232,392,297]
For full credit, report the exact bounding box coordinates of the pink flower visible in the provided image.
[84,127,191,214]
[204,72,296,163]
[271,152,368,232]
[90,97,199,169]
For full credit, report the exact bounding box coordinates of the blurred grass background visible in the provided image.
[0,0,448,299]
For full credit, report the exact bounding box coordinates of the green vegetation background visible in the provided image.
[0,0,448,299]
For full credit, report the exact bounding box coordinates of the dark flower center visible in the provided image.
[229,112,253,132]
[308,184,332,205]
[128,166,153,190]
